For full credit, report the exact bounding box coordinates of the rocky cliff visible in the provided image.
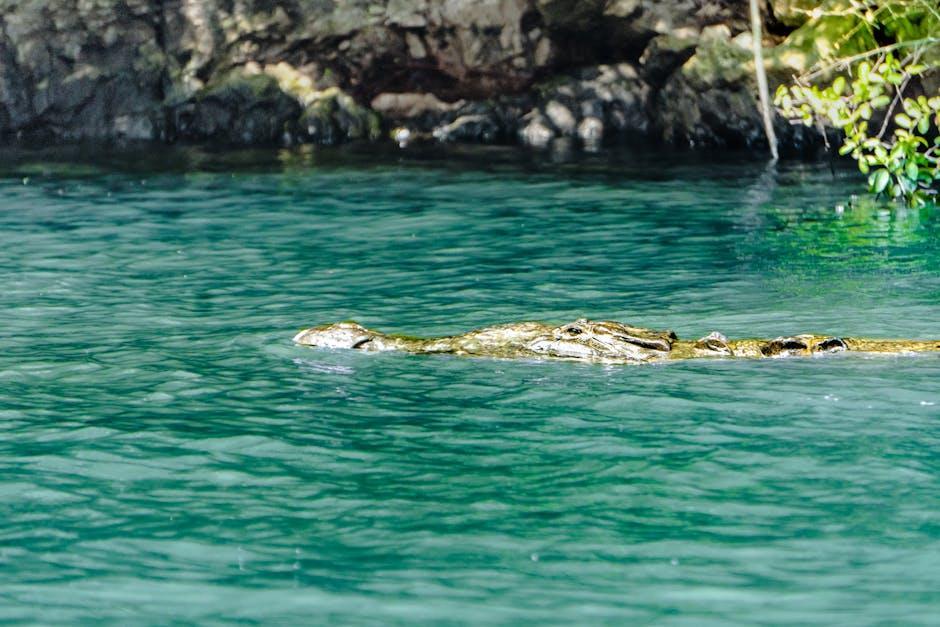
[0,0,828,151]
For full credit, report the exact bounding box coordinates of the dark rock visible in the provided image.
[433,114,501,143]
[639,30,699,85]
[518,110,556,147]
[298,87,382,145]
[654,26,763,148]
[170,73,301,145]
[0,1,164,141]
[521,62,650,146]
[371,92,466,133]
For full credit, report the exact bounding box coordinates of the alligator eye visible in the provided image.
[565,326,582,335]
[761,337,808,356]
[814,337,847,353]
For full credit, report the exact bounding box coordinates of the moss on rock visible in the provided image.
[772,10,879,75]
[770,0,823,28]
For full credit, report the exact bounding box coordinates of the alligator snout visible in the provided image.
[293,322,374,349]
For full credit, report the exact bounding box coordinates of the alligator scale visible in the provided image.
[293,319,940,364]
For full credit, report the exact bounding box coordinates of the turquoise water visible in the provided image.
[1,145,939,624]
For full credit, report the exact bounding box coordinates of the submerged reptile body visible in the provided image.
[293,319,940,364]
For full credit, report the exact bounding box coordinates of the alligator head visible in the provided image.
[525,319,676,362]
[293,322,380,350]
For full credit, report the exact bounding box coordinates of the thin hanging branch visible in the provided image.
[750,0,779,161]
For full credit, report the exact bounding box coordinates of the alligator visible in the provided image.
[292,319,940,364]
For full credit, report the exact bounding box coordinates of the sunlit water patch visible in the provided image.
[1,145,938,623]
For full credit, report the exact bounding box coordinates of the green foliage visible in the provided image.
[773,0,939,72]
[776,53,939,205]
[772,0,939,206]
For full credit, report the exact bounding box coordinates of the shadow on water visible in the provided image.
[0,139,855,180]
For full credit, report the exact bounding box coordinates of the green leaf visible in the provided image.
[870,169,890,194]
[917,116,929,134]
[895,113,912,128]
[833,76,846,96]
[905,162,919,182]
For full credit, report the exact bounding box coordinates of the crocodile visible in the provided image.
[292,319,940,364]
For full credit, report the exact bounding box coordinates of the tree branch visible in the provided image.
[750,0,778,160]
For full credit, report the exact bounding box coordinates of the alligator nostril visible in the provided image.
[565,326,582,335]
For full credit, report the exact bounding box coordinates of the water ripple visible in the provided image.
[0,147,939,622]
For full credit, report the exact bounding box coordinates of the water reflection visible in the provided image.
[743,197,938,272]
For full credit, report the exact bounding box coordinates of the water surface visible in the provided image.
[1,145,939,623]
